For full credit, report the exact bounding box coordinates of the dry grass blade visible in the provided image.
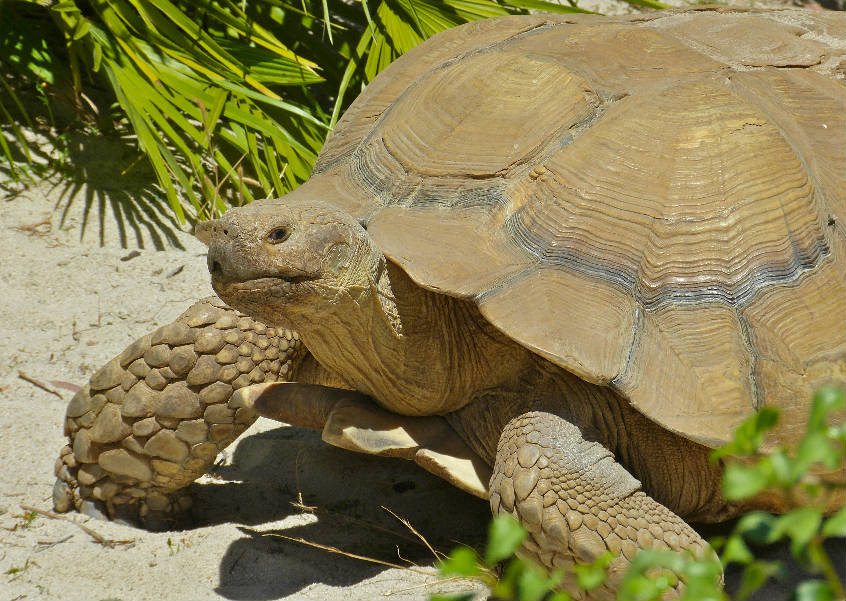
[35,534,74,552]
[18,371,63,399]
[20,505,135,548]
[257,531,433,575]
[383,576,476,597]
[291,500,430,548]
[381,505,444,562]
[11,217,52,236]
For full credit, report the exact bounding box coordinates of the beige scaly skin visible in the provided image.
[192,198,740,598]
[53,297,310,527]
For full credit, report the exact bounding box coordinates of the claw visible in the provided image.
[79,498,111,521]
[52,479,74,513]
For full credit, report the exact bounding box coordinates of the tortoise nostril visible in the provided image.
[211,260,222,275]
[223,228,229,236]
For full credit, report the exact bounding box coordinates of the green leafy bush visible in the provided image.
[433,387,846,601]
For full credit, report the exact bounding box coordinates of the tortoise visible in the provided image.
[54,7,845,597]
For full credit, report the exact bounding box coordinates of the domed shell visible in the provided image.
[292,9,846,449]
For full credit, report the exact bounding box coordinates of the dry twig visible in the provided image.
[11,216,52,235]
[50,380,82,394]
[290,501,425,548]
[383,576,471,597]
[18,371,63,399]
[382,505,443,562]
[258,531,432,575]
[20,505,135,548]
[36,534,74,552]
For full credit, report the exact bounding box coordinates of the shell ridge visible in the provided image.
[610,305,642,390]
[726,70,841,247]
[736,310,762,411]
[630,75,832,311]
[334,18,583,182]
[501,91,622,183]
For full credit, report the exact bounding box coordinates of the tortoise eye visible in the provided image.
[266,227,290,244]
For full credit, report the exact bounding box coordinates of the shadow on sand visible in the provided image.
[187,426,490,599]
[3,128,189,250]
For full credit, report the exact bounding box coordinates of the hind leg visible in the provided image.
[489,410,713,600]
[53,297,305,528]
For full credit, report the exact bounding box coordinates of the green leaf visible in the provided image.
[809,387,845,433]
[794,579,837,601]
[0,6,62,84]
[618,550,685,601]
[92,43,103,72]
[213,77,327,129]
[321,0,335,44]
[360,0,377,39]
[438,546,481,577]
[485,515,526,565]
[736,560,781,600]
[491,0,589,13]
[767,450,794,486]
[441,0,510,20]
[722,462,771,501]
[573,551,613,591]
[769,507,823,553]
[618,574,666,601]
[795,432,837,473]
[0,76,34,169]
[72,17,92,39]
[52,2,81,14]
[214,40,324,86]
[712,407,780,461]
[721,535,753,565]
[680,559,725,601]
[821,507,846,538]
[517,564,562,601]
[263,138,284,198]
[617,0,668,7]
[734,512,775,545]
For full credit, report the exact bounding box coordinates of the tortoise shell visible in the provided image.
[289,9,846,449]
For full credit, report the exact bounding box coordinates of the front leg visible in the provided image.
[490,410,713,599]
[236,382,493,499]
[53,297,309,528]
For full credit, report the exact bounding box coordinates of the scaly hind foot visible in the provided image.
[490,410,716,600]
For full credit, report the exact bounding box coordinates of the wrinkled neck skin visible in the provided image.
[276,259,534,416]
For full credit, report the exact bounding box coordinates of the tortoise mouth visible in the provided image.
[252,275,314,290]
[210,274,320,327]
[208,252,316,289]
[213,274,316,294]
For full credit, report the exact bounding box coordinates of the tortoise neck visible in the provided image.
[300,261,532,416]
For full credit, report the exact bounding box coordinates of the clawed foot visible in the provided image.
[52,298,304,530]
[53,444,194,529]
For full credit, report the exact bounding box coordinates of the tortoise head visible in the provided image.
[196,198,385,328]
